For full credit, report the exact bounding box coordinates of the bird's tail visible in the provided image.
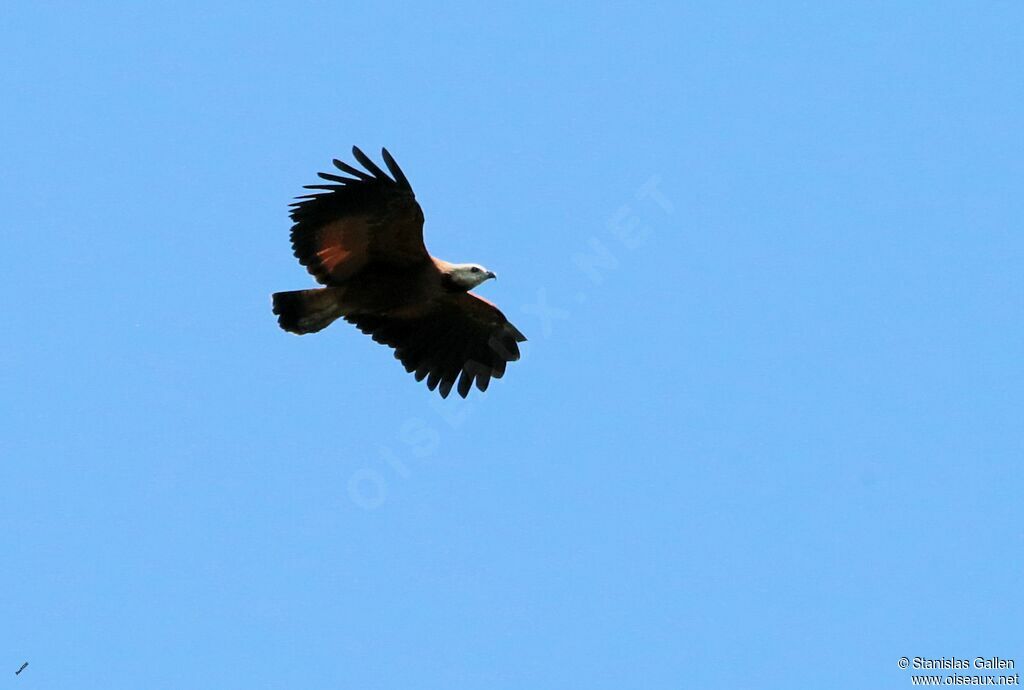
[272,287,348,334]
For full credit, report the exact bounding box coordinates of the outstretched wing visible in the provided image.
[346,293,527,398]
[289,146,428,285]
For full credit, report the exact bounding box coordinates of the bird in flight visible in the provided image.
[272,147,526,398]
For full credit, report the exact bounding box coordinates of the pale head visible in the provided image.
[446,263,497,290]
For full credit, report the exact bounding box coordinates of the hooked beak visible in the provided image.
[486,271,497,280]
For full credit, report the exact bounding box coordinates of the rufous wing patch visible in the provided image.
[314,217,370,281]
[316,245,351,273]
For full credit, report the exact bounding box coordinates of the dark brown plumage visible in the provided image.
[272,146,526,398]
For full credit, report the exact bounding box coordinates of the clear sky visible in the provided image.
[2,2,1022,689]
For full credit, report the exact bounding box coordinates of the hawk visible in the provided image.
[272,147,526,398]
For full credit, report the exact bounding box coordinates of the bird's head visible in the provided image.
[446,263,497,290]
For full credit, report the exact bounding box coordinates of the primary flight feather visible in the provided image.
[272,146,526,398]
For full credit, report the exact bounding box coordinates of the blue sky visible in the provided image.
[2,2,1022,688]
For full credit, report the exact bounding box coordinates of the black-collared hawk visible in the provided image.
[272,147,526,398]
